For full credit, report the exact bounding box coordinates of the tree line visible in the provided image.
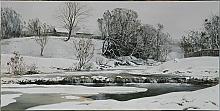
[97,8,172,61]
[1,7,56,39]
[180,15,219,54]
[1,3,218,63]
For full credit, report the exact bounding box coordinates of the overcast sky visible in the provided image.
[1,1,219,40]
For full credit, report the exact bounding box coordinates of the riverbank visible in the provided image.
[2,83,218,110]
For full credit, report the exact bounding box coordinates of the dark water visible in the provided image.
[1,83,212,110]
[87,83,211,101]
[1,93,70,111]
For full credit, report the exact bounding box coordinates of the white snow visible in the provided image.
[145,56,219,79]
[61,96,81,100]
[1,36,103,59]
[1,37,117,74]
[91,76,108,81]
[1,84,148,95]
[1,54,77,73]
[1,94,22,107]
[27,84,219,110]
[1,84,38,88]
[1,37,219,110]
[55,28,68,33]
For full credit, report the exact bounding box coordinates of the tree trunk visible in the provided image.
[156,32,159,61]
[64,29,72,42]
[40,47,44,56]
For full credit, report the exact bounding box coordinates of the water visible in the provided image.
[1,93,70,111]
[1,83,211,110]
[87,83,210,101]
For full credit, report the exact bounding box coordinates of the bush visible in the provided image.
[7,51,26,75]
[82,63,93,71]
[96,57,109,66]
[26,63,39,74]
[73,39,94,71]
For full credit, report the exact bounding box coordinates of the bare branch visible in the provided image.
[58,2,89,41]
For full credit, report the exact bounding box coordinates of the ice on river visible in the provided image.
[27,84,219,110]
[1,84,148,95]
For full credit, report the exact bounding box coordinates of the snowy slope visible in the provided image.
[1,37,115,73]
[1,54,77,73]
[145,56,219,78]
[1,36,103,59]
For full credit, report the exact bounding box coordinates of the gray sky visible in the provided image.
[1,1,219,40]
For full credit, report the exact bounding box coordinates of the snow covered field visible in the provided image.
[1,36,103,59]
[1,37,114,73]
[1,37,219,110]
[2,37,218,78]
[145,56,219,79]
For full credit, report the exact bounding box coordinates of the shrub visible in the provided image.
[82,63,93,71]
[26,63,39,74]
[7,51,26,75]
[73,39,94,71]
[95,57,109,66]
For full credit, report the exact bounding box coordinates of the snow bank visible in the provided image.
[1,84,38,88]
[1,94,22,107]
[145,57,219,79]
[27,84,219,110]
[2,85,147,95]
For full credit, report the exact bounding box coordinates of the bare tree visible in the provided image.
[158,33,172,62]
[27,18,49,56]
[27,18,40,35]
[139,24,157,59]
[1,7,23,39]
[58,2,89,41]
[204,15,219,49]
[97,18,105,40]
[156,23,164,61]
[139,24,170,61]
[180,15,219,56]
[73,39,94,71]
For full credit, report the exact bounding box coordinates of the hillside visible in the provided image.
[1,36,103,59]
[1,37,219,79]
[145,56,219,79]
[1,36,115,73]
